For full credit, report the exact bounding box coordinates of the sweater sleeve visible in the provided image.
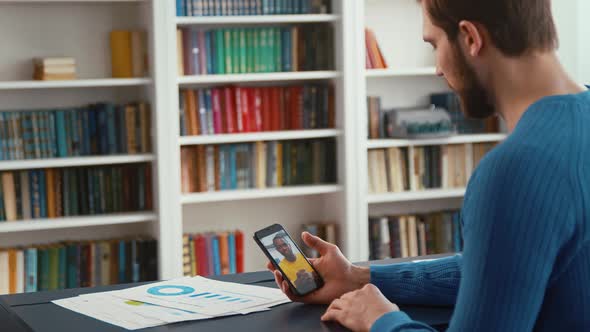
[371,143,576,332]
[370,255,462,306]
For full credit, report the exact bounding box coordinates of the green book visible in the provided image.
[259,28,268,72]
[48,247,59,290]
[58,246,67,289]
[283,142,291,185]
[239,29,247,74]
[267,28,276,72]
[105,168,113,213]
[232,29,240,74]
[215,29,226,74]
[38,248,50,291]
[253,29,261,73]
[246,29,255,73]
[224,29,233,74]
[66,244,80,289]
[70,169,79,216]
[274,27,282,73]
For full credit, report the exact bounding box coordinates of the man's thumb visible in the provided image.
[302,232,331,255]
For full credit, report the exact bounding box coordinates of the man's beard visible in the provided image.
[452,45,496,119]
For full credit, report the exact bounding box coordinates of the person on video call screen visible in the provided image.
[268,232,317,293]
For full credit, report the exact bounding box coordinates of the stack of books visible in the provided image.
[365,28,387,69]
[0,238,158,295]
[33,57,76,81]
[369,211,462,260]
[179,84,335,136]
[183,230,244,276]
[177,25,334,75]
[180,138,337,193]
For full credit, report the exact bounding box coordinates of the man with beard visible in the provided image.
[268,0,590,331]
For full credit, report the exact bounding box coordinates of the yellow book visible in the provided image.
[125,105,137,154]
[177,28,185,76]
[131,31,148,77]
[8,249,16,294]
[110,30,133,78]
[139,103,151,153]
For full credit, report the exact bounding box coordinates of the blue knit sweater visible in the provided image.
[370,89,590,332]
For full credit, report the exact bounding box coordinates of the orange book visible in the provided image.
[8,250,16,294]
[218,233,230,275]
[186,90,200,136]
[46,169,56,218]
[214,146,221,191]
[197,146,207,192]
[110,30,133,78]
[181,148,192,193]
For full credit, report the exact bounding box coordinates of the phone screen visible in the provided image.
[255,225,323,296]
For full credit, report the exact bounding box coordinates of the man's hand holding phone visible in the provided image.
[267,232,370,305]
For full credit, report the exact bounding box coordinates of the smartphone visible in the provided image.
[254,224,324,296]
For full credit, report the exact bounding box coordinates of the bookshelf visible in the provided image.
[353,0,507,260]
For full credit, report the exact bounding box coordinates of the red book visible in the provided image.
[288,86,303,130]
[270,87,281,131]
[253,88,263,132]
[223,87,236,134]
[234,230,244,273]
[195,234,209,276]
[247,88,258,132]
[279,87,287,130]
[211,88,223,134]
[261,88,272,132]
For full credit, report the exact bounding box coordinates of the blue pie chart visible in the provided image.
[147,285,195,296]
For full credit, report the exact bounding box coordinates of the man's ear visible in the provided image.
[458,20,484,57]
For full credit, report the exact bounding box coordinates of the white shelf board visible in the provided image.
[0,212,156,234]
[0,0,145,2]
[176,14,340,26]
[178,71,340,85]
[366,67,437,78]
[367,188,466,204]
[0,78,152,90]
[179,129,342,145]
[181,185,343,204]
[0,154,155,171]
[367,133,507,149]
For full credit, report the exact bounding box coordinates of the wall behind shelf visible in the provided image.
[0,2,146,80]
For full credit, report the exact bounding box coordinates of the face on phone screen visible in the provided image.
[260,230,321,294]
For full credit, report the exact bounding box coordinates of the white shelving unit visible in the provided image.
[164,1,357,276]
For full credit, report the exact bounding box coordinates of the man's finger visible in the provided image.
[267,261,276,272]
[302,232,334,256]
[321,307,343,322]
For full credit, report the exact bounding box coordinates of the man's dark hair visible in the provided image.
[272,233,287,245]
[422,0,558,56]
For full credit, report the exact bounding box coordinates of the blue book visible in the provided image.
[211,235,221,276]
[207,30,216,75]
[119,241,126,283]
[228,232,236,274]
[72,111,82,156]
[281,28,292,71]
[190,28,201,75]
[186,0,193,16]
[0,112,5,160]
[229,145,237,189]
[39,170,47,218]
[25,248,38,292]
[452,212,463,252]
[81,110,90,155]
[97,107,108,155]
[88,108,98,154]
[176,0,185,16]
[301,0,310,13]
[87,168,95,214]
[218,146,226,190]
[214,0,222,15]
[46,112,56,158]
[58,246,67,289]
[117,105,127,153]
[179,93,186,136]
[132,240,140,283]
[198,89,208,135]
[55,111,67,157]
[106,104,117,154]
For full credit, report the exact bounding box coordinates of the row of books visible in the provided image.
[300,222,338,258]
[180,139,337,193]
[368,143,496,193]
[176,0,331,16]
[365,28,387,69]
[369,211,462,260]
[183,230,244,277]
[0,102,151,161]
[0,164,153,222]
[110,30,149,78]
[177,25,334,75]
[0,238,158,295]
[179,84,335,136]
[367,95,499,139]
